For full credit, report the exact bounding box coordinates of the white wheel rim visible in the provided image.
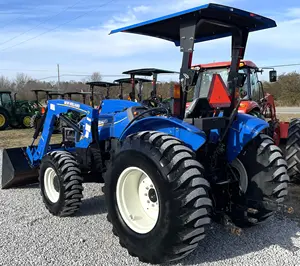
[230,158,248,193]
[116,167,159,234]
[44,167,60,203]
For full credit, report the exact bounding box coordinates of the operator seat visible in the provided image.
[185,98,213,119]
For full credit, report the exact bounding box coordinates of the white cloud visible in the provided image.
[169,0,239,11]
[248,17,300,51]
[286,7,300,18]
[132,5,150,13]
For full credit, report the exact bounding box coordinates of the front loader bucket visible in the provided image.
[1,147,39,189]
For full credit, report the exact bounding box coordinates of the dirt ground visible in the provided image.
[277,113,297,122]
[0,128,62,149]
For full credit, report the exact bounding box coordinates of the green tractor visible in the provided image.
[0,91,34,130]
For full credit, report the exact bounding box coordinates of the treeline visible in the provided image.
[263,72,300,106]
[1,71,300,106]
[0,72,176,104]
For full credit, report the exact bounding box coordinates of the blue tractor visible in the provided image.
[1,3,291,264]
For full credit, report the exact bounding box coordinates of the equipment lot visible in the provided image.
[0,125,300,266]
[1,182,300,266]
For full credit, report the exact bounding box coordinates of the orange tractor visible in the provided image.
[187,60,299,180]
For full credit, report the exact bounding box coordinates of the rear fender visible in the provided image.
[227,113,268,162]
[119,116,207,151]
[238,100,260,114]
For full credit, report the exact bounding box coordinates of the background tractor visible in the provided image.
[1,3,291,264]
[189,61,300,181]
[30,90,64,132]
[121,68,177,103]
[64,91,91,105]
[189,60,287,145]
[30,89,57,129]
[86,81,118,107]
[114,77,152,101]
[0,91,34,130]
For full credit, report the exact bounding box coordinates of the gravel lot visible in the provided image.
[1,150,300,266]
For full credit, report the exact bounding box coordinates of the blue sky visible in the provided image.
[0,0,300,82]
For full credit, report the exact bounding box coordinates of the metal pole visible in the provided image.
[57,64,60,92]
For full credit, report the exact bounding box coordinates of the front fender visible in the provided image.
[100,99,141,114]
[227,113,268,162]
[120,116,207,151]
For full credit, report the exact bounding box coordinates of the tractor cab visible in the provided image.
[86,81,118,107]
[189,60,265,113]
[121,68,177,103]
[0,91,15,110]
[114,77,152,100]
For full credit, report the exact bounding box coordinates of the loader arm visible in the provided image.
[26,99,99,165]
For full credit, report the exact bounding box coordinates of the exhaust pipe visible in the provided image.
[1,147,39,189]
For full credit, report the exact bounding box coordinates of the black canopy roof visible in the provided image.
[65,91,91,95]
[86,81,118,87]
[114,77,152,84]
[48,92,65,96]
[110,3,276,46]
[122,68,177,76]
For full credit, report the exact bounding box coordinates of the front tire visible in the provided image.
[21,115,32,128]
[104,131,212,264]
[228,133,289,227]
[39,151,84,217]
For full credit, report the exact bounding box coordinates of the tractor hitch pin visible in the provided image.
[223,215,242,236]
[247,208,259,214]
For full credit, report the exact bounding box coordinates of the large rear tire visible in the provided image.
[228,133,289,227]
[104,131,212,264]
[39,151,84,217]
[286,118,300,182]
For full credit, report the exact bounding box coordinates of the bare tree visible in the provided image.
[0,75,11,90]
[15,72,32,91]
[90,72,102,82]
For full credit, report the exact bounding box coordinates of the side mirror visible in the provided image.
[269,70,277,82]
[237,73,247,87]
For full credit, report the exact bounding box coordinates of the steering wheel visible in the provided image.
[142,95,162,108]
